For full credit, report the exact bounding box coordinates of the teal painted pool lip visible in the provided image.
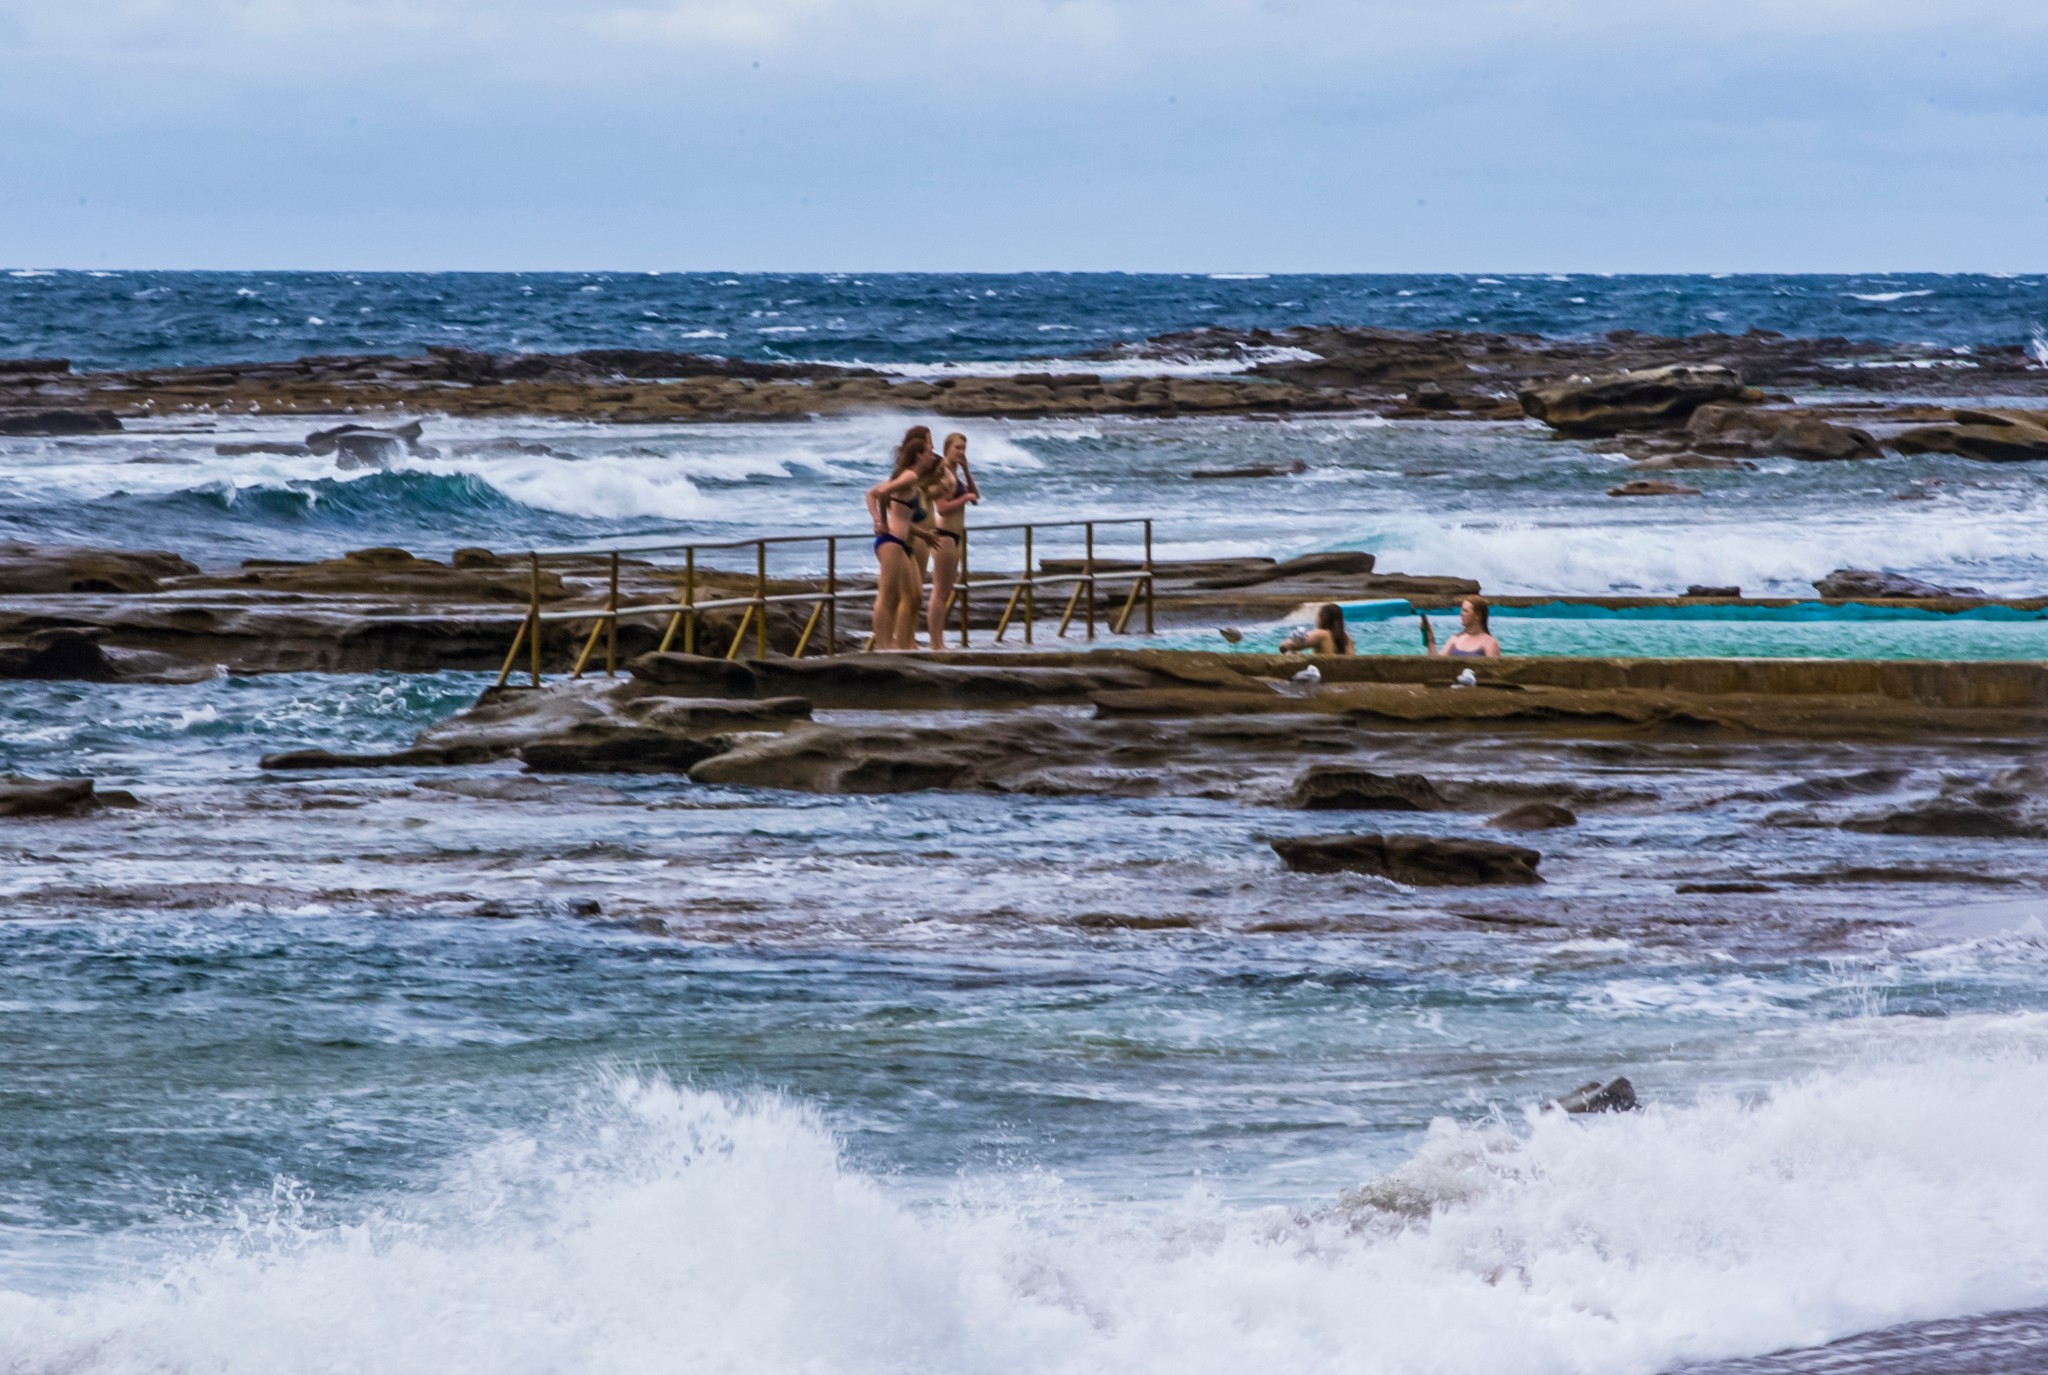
[1336,599,2048,624]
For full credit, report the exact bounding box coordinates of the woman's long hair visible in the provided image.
[1316,603,1352,655]
[1464,596,1490,634]
[893,425,933,475]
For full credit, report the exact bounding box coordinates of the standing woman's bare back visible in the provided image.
[866,426,937,651]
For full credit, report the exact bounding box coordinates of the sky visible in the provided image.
[1,0,2044,272]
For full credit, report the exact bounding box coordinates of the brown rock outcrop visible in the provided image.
[0,627,213,684]
[1519,365,1748,436]
[0,542,199,595]
[1891,409,2048,463]
[1268,832,1545,885]
[1685,404,1883,461]
[1813,569,1985,600]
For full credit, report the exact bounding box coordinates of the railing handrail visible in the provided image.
[523,515,1156,561]
[493,514,1158,686]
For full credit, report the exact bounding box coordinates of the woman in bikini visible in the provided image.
[866,426,941,650]
[1422,596,1502,658]
[1279,603,1353,656]
[926,432,980,650]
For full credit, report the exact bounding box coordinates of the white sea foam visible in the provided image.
[7,1026,2048,1375]
[1368,509,2048,597]
[1848,290,1935,303]
[867,345,1320,380]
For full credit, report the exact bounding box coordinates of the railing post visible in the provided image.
[1084,522,1096,641]
[1023,525,1035,645]
[684,547,697,655]
[606,550,619,676]
[755,541,768,659]
[527,551,542,687]
[958,529,970,648]
[827,537,838,655]
[1144,518,1155,635]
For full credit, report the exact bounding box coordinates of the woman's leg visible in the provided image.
[895,549,924,649]
[927,540,959,650]
[872,544,903,650]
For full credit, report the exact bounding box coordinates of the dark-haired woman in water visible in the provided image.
[926,432,980,650]
[1423,596,1502,658]
[866,426,940,650]
[1280,603,1354,655]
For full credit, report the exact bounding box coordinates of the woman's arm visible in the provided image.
[866,471,917,531]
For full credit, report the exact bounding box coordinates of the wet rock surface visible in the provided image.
[1289,765,1450,811]
[1891,408,2048,463]
[1550,1076,1638,1113]
[0,542,199,595]
[1486,800,1579,830]
[8,326,2048,439]
[1519,364,1749,436]
[1269,832,1546,886]
[1813,569,1988,599]
[1685,404,1882,462]
[0,777,140,818]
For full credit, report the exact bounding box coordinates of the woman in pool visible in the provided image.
[1423,596,1502,658]
[1279,603,1354,656]
[926,432,980,650]
[866,426,941,650]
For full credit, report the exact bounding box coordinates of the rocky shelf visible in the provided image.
[2,329,2045,451]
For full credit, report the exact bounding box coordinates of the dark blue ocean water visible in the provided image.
[6,270,2048,371]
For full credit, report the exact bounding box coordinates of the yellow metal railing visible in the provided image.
[493,517,1157,688]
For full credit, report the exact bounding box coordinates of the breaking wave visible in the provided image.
[9,1023,2048,1375]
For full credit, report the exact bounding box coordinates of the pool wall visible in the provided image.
[1229,654,2048,709]
[941,649,2048,710]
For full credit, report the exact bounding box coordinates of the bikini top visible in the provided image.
[1446,644,1488,657]
[888,487,929,524]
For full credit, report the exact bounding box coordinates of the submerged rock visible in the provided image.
[1268,832,1544,886]
[1840,796,2045,839]
[1189,460,1307,479]
[0,777,140,818]
[1288,765,1449,811]
[1519,364,1747,436]
[1486,801,1578,830]
[1607,478,1702,497]
[1813,568,1986,599]
[1549,1077,1638,1114]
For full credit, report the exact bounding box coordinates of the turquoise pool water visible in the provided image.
[1182,599,2048,661]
